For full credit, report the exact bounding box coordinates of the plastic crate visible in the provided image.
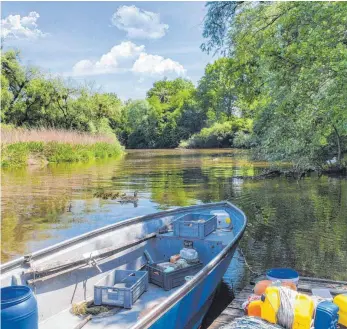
[94,270,148,308]
[173,213,217,239]
[147,261,203,291]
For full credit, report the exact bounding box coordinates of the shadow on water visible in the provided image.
[201,248,250,328]
[1,149,347,324]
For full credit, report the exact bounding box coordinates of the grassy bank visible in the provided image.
[1,127,124,168]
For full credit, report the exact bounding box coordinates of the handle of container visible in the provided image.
[184,240,193,248]
[184,222,195,226]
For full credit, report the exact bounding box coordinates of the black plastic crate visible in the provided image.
[147,261,203,291]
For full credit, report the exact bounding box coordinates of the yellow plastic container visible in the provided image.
[248,286,314,329]
[262,286,281,324]
[334,294,347,327]
[292,293,315,329]
[248,287,280,323]
[248,301,262,317]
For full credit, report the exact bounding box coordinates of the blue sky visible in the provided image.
[1,2,215,100]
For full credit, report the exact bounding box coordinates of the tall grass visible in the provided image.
[1,127,124,168]
[1,126,117,145]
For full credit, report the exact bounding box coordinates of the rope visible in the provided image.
[276,287,296,329]
[237,247,262,277]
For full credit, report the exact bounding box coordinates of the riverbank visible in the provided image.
[1,127,124,168]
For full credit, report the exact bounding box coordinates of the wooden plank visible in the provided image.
[298,283,347,296]
[210,314,236,325]
[300,276,347,285]
[221,307,244,317]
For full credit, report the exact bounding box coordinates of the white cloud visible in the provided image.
[71,42,186,77]
[1,11,46,39]
[72,41,145,76]
[132,53,186,76]
[111,5,168,39]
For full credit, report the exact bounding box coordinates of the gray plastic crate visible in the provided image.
[94,270,148,308]
[173,213,217,239]
[147,261,203,291]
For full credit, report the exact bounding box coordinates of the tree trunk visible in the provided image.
[332,124,341,165]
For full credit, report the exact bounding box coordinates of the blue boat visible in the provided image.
[0,201,247,329]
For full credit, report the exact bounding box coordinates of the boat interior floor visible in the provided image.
[40,282,179,329]
[40,228,237,329]
[37,226,235,329]
[38,227,235,329]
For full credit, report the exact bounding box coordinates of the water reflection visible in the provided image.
[1,149,346,282]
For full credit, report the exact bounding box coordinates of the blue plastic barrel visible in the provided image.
[1,286,38,329]
[266,268,299,285]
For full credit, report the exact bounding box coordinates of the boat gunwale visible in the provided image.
[1,201,237,272]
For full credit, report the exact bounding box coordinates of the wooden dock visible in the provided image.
[208,276,347,329]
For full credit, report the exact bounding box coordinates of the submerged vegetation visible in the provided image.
[1,2,346,173]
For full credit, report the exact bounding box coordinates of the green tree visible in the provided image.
[146,78,204,148]
[1,49,38,123]
[202,2,347,169]
[1,49,124,138]
[197,58,238,124]
[124,100,159,148]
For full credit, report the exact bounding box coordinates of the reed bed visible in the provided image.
[1,126,124,168]
[1,127,116,145]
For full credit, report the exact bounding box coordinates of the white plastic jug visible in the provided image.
[180,248,199,263]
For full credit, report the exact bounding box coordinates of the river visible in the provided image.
[1,149,346,324]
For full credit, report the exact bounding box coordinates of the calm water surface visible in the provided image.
[1,149,346,323]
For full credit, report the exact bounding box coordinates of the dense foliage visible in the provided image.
[179,119,252,149]
[2,1,347,171]
[202,1,347,170]
[1,50,123,136]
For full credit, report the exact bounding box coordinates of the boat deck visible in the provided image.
[40,282,179,329]
[208,276,347,329]
[39,225,236,329]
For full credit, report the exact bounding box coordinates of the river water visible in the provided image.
[1,149,346,324]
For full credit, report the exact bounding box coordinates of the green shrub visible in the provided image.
[1,143,30,167]
[179,119,252,148]
[233,131,253,149]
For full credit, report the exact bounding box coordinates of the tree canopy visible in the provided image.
[202,1,347,169]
